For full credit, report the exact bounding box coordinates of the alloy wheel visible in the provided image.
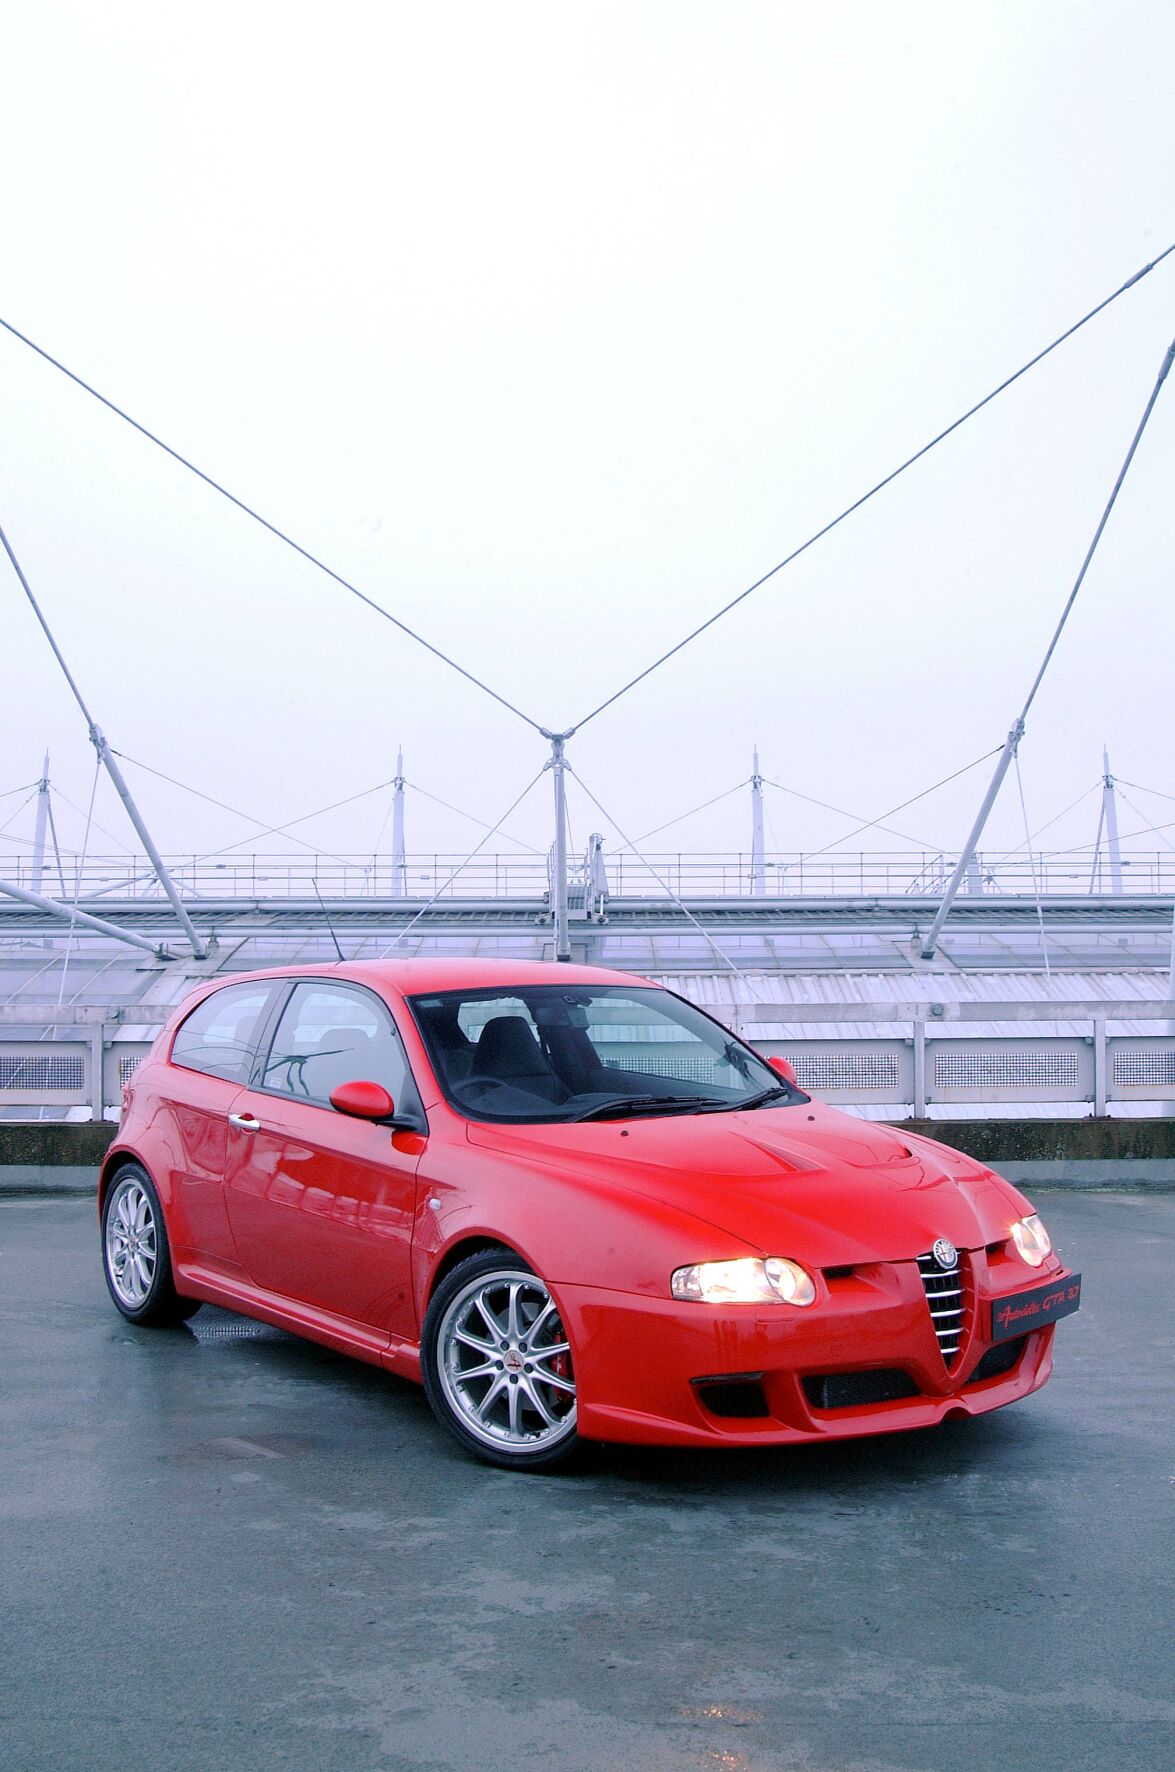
[437,1268,577,1455]
[105,1176,158,1309]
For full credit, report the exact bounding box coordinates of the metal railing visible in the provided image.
[4,1006,1174,1120]
[4,848,1175,902]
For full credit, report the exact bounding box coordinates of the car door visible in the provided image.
[222,980,424,1343]
[156,978,280,1276]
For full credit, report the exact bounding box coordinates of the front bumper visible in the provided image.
[559,1255,1074,1447]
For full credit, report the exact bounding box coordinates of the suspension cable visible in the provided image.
[622,778,751,849]
[568,245,1175,734]
[983,782,1101,875]
[112,749,366,867]
[791,747,1001,865]
[0,322,546,736]
[404,778,544,855]
[52,756,101,1019]
[760,776,943,852]
[569,767,762,997]
[49,784,135,853]
[1117,777,1175,805]
[1115,790,1175,856]
[377,769,547,957]
[1013,750,1050,977]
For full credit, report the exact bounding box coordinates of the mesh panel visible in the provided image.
[793,1053,901,1093]
[934,1049,1079,1091]
[118,1055,145,1085]
[0,1053,86,1092]
[605,1054,715,1084]
[1113,1049,1175,1089]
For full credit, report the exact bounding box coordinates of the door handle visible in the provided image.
[227,1112,261,1132]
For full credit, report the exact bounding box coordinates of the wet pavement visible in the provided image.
[1,1192,1172,1772]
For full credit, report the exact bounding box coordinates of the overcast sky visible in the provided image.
[2,1,1173,878]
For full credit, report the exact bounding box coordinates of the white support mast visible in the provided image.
[1100,748,1123,894]
[750,747,765,896]
[546,733,571,962]
[30,751,50,895]
[390,748,406,897]
[0,521,207,958]
[922,335,1174,960]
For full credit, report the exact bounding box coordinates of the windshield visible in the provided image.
[407,984,805,1123]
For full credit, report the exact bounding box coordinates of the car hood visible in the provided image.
[465,1102,1028,1266]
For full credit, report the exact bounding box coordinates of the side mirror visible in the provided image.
[330,1079,395,1120]
[768,1055,799,1087]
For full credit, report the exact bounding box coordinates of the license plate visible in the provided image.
[990,1273,1081,1343]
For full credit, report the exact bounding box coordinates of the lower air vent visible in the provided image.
[692,1376,769,1418]
[966,1337,1026,1385]
[803,1369,920,1410]
[918,1247,965,1367]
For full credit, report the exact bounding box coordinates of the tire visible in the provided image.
[101,1164,201,1327]
[422,1249,580,1472]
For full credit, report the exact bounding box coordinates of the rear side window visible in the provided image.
[259,982,411,1106]
[171,983,274,1084]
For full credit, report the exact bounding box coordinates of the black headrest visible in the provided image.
[474,1016,548,1080]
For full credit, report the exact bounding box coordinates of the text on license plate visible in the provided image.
[990,1273,1081,1343]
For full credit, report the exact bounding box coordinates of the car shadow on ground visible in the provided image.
[172,1304,1031,1501]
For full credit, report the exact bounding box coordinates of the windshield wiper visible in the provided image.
[729,1083,795,1111]
[571,1094,727,1123]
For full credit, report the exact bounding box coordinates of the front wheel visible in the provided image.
[422,1251,579,1471]
[101,1165,200,1327]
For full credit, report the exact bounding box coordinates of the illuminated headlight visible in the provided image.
[1010,1214,1052,1267]
[670,1257,816,1306]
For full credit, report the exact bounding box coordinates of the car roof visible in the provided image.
[201,958,650,996]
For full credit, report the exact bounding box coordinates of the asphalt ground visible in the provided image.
[1,1193,1172,1772]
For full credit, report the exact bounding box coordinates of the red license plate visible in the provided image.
[990,1273,1081,1343]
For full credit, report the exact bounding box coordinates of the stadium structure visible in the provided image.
[2,268,1173,1129]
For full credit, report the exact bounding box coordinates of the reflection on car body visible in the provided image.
[99,959,1079,1470]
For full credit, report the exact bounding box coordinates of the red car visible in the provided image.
[100,960,1080,1470]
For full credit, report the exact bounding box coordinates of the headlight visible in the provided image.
[1010,1214,1052,1267]
[670,1257,816,1306]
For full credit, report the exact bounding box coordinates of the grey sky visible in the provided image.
[2,1,1173,873]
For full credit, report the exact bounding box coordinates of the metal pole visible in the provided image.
[921,722,1023,958]
[0,520,207,957]
[922,335,1175,960]
[751,747,765,896]
[391,748,406,898]
[0,877,172,955]
[89,727,207,956]
[31,751,50,894]
[1102,748,1123,894]
[549,735,571,962]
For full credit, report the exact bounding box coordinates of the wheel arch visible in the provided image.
[424,1235,517,1311]
[97,1144,150,1217]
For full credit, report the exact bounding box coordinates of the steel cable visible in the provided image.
[0,322,546,735]
[569,245,1175,734]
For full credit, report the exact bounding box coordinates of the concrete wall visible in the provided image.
[3,1118,1175,1192]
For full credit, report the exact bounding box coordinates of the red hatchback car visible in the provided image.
[100,959,1079,1470]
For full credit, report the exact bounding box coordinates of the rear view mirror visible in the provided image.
[330,1079,395,1120]
[768,1055,799,1086]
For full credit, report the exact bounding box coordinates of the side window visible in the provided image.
[171,983,273,1084]
[261,983,410,1106]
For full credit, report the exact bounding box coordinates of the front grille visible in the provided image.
[918,1248,965,1366]
[803,1369,920,1410]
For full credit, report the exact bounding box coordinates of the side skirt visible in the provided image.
[175,1261,423,1384]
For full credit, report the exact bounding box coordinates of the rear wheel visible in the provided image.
[101,1165,200,1327]
[422,1250,579,1471]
